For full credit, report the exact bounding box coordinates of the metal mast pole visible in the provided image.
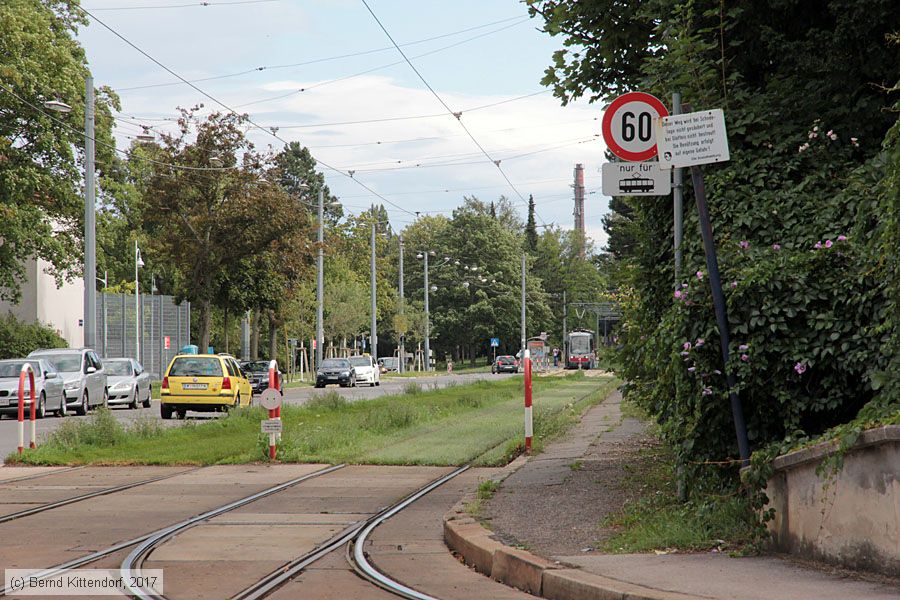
[84,76,96,348]
[423,252,430,372]
[673,92,684,287]
[316,188,324,368]
[398,235,405,373]
[370,208,377,360]
[562,289,567,362]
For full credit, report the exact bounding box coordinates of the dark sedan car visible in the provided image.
[314,358,356,388]
[240,360,284,395]
[491,355,519,374]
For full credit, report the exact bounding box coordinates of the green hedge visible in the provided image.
[0,312,67,359]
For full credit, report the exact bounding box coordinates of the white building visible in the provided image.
[0,257,84,348]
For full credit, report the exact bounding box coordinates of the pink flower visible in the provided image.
[772,244,781,251]
[738,344,749,352]
[730,281,738,289]
[713,370,722,375]
[674,290,683,299]
[696,270,704,280]
[824,239,833,248]
[682,283,689,289]
[798,143,809,153]
[850,137,859,147]
[680,351,690,358]
[741,354,750,362]
[837,235,848,242]
[702,387,713,396]
[696,338,705,347]
[683,342,692,351]
[739,240,750,250]
[814,241,823,249]
[687,367,696,373]
[794,362,807,375]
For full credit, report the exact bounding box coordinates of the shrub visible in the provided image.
[402,382,422,395]
[43,408,126,449]
[0,312,66,359]
[305,391,349,411]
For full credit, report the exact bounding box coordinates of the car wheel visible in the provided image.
[160,404,173,420]
[76,391,88,416]
[37,392,46,419]
[176,410,187,420]
[142,388,151,409]
[129,388,139,410]
[375,380,380,386]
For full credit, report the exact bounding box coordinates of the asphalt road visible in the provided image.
[0,371,513,462]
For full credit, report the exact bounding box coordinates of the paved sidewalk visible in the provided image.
[481,390,900,600]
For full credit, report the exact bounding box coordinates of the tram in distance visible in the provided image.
[566,329,596,369]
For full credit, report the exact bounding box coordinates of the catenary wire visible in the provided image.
[75,5,418,217]
[114,15,525,91]
[358,0,542,223]
[86,0,278,10]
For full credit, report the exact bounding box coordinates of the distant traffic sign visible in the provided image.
[602,92,669,162]
[656,109,730,169]
[490,338,500,347]
[602,162,672,196]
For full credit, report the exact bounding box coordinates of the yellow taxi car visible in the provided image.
[160,353,252,419]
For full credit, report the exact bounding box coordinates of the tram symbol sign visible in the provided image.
[601,92,669,162]
[602,162,672,196]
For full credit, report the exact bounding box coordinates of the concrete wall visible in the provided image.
[0,258,83,348]
[765,425,899,577]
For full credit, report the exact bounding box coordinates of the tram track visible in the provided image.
[0,468,199,524]
[0,464,345,597]
[0,466,84,485]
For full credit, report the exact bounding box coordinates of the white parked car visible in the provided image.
[349,355,380,387]
[104,358,152,409]
[0,359,65,418]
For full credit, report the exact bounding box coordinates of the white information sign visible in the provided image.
[261,419,283,434]
[602,162,672,196]
[656,109,730,169]
[258,388,282,410]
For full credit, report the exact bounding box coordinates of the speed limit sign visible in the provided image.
[601,92,669,162]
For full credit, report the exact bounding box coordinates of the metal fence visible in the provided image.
[95,292,191,378]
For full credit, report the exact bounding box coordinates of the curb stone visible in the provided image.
[444,496,709,600]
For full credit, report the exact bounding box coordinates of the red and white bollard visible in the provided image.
[524,349,533,453]
[17,363,37,454]
[267,359,281,459]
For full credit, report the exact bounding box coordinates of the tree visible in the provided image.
[524,195,538,252]
[141,108,310,349]
[0,0,118,300]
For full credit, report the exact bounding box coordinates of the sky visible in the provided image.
[76,0,610,245]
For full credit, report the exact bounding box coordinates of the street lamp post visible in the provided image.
[84,77,96,349]
[135,242,144,361]
[370,207,377,360]
[96,272,108,358]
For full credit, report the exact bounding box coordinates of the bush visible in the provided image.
[402,382,422,395]
[0,312,66,359]
[305,391,349,411]
[43,408,126,450]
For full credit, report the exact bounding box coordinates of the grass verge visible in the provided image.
[8,374,618,467]
[597,443,758,554]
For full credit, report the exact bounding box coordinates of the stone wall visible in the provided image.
[765,425,899,577]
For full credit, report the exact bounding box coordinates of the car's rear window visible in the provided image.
[169,357,224,377]
[498,357,515,364]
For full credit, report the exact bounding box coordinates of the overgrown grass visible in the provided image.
[597,444,758,553]
[9,375,619,467]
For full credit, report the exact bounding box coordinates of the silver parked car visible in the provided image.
[104,358,152,409]
[27,348,107,415]
[0,359,66,418]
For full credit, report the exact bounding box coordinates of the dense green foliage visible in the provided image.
[527,0,899,488]
[0,312,67,359]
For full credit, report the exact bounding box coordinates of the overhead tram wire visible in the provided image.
[230,18,530,110]
[114,15,526,91]
[75,5,417,218]
[86,0,279,10]
[359,0,544,224]
[0,83,238,176]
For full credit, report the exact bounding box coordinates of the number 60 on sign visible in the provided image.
[601,92,669,162]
